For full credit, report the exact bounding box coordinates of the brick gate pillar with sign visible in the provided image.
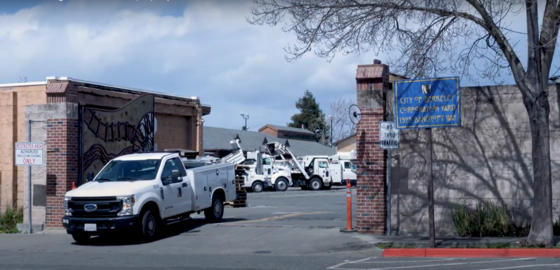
[44,79,79,228]
[355,59,389,234]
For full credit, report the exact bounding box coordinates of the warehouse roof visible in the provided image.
[203,126,336,156]
[258,124,315,134]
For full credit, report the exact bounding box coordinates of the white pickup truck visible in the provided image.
[61,152,236,243]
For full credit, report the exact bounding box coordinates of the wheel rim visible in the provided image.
[278,181,286,190]
[254,183,262,192]
[146,214,155,236]
[213,199,222,217]
[312,181,320,189]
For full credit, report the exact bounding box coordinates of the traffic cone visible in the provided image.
[72,182,76,190]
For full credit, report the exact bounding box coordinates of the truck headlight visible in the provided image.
[64,196,72,216]
[117,195,135,216]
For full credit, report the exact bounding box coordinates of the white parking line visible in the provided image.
[476,264,560,270]
[326,257,376,269]
[326,257,535,270]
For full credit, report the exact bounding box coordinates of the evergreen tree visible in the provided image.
[288,90,330,144]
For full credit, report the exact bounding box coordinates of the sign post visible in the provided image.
[15,140,44,234]
[379,121,399,236]
[394,76,461,248]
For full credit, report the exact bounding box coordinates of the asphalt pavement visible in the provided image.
[0,187,559,270]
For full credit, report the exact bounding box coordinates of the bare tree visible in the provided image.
[248,0,560,247]
[330,97,356,142]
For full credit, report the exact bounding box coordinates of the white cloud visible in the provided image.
[0,0,556,135]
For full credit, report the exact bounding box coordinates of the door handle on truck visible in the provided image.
[182,183,188,188]
[204,186,207,191]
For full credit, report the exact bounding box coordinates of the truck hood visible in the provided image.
[65,180,156,197]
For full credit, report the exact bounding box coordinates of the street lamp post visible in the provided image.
[329,115,333,148]
[240,113,249,130]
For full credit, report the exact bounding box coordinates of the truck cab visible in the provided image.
[62,152,236,243]
[328,154,357,186]
[240,151,292,192]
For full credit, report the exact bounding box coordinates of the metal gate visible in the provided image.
[78,94,155,184]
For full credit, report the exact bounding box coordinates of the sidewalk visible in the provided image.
[352,235,560,248]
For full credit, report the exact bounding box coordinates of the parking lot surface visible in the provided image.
[328,257,560,270]
[0,187,558,270]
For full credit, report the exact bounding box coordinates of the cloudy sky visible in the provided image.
[0,0,557,131]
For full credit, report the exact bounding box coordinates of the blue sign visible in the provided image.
[394,76,461,129]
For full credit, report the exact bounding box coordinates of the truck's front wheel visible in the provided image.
[139,208,159,241]
[205,193,224,223]
[309,178,323,191]
[275,178,289,192]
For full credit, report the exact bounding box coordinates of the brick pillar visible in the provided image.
[45,79,79,228]
[355,59,390,234]
[0,92,18,213]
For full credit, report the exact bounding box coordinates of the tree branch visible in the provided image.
[539,0,560,80]
[466,0,530,98]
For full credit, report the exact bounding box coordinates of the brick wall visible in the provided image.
[0,91,17,213]
[155,113,189,151]
[45,118,79,228]
[354,60,389,234]
[259,127,277,137]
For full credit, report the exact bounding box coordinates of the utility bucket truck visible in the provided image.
[62,151,237,244]
[328,153,357,187]
[222,140,292,193]
[264,142,332,191]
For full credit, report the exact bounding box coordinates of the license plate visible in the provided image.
[84,223,97,232]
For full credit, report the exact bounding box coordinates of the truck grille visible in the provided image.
[69,197,122,217]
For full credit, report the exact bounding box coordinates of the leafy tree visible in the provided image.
[288,89,330,143]
[248,0,560,247]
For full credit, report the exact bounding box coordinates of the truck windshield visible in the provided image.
[94,159,161,182]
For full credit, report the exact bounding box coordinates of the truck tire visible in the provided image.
[72,233,91,244]
[139,208,159,242]
[251,181,264,193]
[309,178,323,191]
[275,178,289,192]
[205,193,224,223]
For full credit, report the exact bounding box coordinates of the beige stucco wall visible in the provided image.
[0,85,47,213]
[336,136,356,153]
[388,84,560,236]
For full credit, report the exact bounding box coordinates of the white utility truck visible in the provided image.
[264,142,333,191]
[62,152,236,243]
[328,153,357,186]
[222,139,291,192]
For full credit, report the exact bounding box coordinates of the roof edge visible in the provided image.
[46,76,202,102]
[0,81,47,88]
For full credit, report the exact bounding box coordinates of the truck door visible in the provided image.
[171,157,193,214]
[342,161,356,181]
[315,159,330,183]
[262,157,272,185]
[160,158,185,217]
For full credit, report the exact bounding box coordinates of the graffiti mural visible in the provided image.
[79,94,155,184]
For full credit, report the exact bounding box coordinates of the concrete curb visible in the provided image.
[383,248,560,258]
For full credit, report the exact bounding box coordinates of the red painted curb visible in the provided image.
[382,248,560,258]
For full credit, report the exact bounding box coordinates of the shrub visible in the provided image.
[0,205,23,234]
[451,200,529,237]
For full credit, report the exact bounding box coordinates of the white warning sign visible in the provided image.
[379,122,399,149]
[15,142,44,166]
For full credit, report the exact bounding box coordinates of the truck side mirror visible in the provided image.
[171,170,180,182]
[87,171,95,182]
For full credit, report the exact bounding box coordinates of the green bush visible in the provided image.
[451,200,529,237]
[452,200,560,237]
[0,205,23,234]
